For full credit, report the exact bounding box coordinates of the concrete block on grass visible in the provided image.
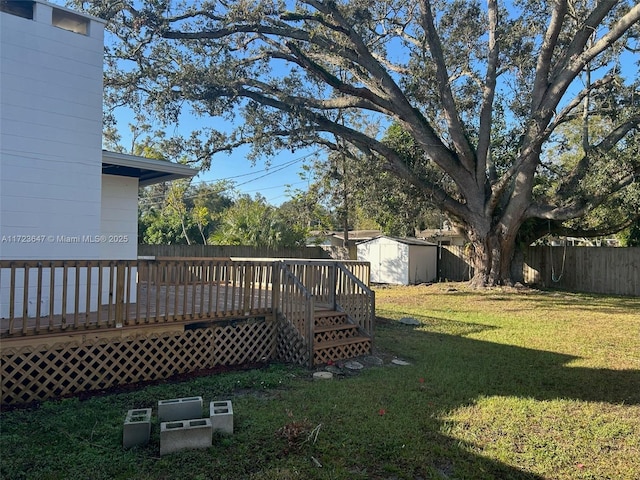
[210,400,234,434]
[123,408,152,449]
[160,419,212,455]
[158,396,203,422]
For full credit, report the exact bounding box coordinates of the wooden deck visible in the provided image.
[0,283,273,338]
[1,258,374,405]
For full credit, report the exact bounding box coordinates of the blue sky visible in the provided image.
[118,107,320,205]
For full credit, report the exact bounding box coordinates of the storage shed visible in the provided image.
[357,236,438,285]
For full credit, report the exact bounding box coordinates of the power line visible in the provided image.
[139,150,319,203]
[243,180,308,193]
[191,149,318,187]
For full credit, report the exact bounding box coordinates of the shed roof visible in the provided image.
[358,235,438,246]
[102,151,199,186]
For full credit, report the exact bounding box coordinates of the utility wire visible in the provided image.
[139,150,319,203]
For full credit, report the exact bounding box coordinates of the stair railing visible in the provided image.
[277,262,315,365]
[335,263,375,339]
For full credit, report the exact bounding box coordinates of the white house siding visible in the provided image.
[100,175,138,260]
[0,2,105,260]
[1,3,107,317]
[100,174,138,304]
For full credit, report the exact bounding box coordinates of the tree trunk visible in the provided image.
[468,225,521,287]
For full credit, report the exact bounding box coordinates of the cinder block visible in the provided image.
[158,396,203,422]
[160,418,212,455]
[123,408,152,449]
[210,400,234,434]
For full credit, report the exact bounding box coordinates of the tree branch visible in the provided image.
[476,0,499,187]
[299,0,473,193]
[531,169,639,222]
[540,2,640,119]
[224,83,470,220]
[545,74,616,135]
[556,114,640,198]
[283,42,393,109]
[554,214,640,239]
[419,0,476,173]
[531,0,568,110]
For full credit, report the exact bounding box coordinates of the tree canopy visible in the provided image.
[76,0,640,286]
[211,194,308,247]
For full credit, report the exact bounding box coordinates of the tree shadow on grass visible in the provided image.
[371,317,640,479]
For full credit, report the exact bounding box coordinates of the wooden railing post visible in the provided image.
[243,263,252,315]
[115,262,125,327]
[329,262,337,310]
[271,262,281,322]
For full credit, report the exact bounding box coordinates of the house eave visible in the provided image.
[101,150,199,186]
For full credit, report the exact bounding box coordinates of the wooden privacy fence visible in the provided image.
[521,246,639,296]
[438,245,640,296]
[0,258,374,405]
[138,244,332,259]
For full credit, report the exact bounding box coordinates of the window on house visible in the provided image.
[52,8,89,35]
[0,1,35,19]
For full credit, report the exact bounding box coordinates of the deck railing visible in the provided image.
[0,258,373,340]
[0,259,275,337]
[336,263,375,337]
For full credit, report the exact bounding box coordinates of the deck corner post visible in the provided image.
[306,295,315,367]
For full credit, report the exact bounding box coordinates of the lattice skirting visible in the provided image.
[275,319,309,367]
[314,313,347,327]
[1,318,277,406]
[314,339,371,365]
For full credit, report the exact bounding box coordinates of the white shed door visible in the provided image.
[375,241,406,285]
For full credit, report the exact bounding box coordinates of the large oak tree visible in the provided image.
[77,0,640,286]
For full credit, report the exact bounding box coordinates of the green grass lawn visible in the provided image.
[1,284,639,479]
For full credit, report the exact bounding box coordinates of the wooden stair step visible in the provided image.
[313,336,370,351]
[314,310,346,318]
[314,310,349,327]
[314,323,358,333]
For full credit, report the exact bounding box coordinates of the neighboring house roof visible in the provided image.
[102,151,199,186]
[331,230,382,241]
[358,235,438,246]
[416,228,466,239]
[309,230,382,242]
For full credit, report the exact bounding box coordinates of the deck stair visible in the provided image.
[312,310,371,365]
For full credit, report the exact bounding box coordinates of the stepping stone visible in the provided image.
[399,317,420,325]
[344,361,364,370]
[325,365,342,374]
[391,359,411,366]
[362,355,384,366]
[313,371,333,381]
